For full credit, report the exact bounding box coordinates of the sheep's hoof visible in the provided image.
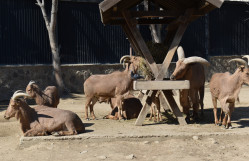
[51,132,60,136]
[86,118,90,121]
[185,117,190,124]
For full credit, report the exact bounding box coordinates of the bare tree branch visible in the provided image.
[50,0,58,31]
[36,0,50,30]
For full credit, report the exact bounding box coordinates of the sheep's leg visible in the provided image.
[218,109,223,126]
[154,97,162,122]
[222,114,228,128]
[24,128,47,137]
[90,97,98,120]
[212,96,219,125]
[199,86,205,116]
[190,89,200,122]
[226,103,234,129]
[180,90,191,123]
[149,105,154,121]
[85,97,92,120]
[116,95,124,120]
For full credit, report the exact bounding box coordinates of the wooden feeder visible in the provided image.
[99,0,224,125]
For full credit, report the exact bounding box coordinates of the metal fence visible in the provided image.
[0,1,248,65]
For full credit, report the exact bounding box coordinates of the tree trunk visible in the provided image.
[36,0,66,94]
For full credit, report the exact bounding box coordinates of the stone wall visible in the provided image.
[0,56,243,101]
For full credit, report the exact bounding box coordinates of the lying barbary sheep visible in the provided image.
[26,81,59,108]
[210,58,249,129]
[4,91,85,136]
[84,55,142,120]
[102,92,142,120]
[170,46,209,122]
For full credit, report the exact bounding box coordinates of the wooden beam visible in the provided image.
[99,0,121,13]
[135,90,157,126]
[112,10,205,19]
[162,90,187,125]
[122,10,159,77]
[133,80,190,90]
[156,9,194,80]
[158,91,170,111]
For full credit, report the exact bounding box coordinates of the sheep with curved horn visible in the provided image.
[210,58,249,129]
[4,90,85,136]
[170,46,209,122]
[26,81,60,108]
[84,55,143,120]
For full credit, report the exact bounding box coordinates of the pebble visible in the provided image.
[143,141,149,144]
[98,156,107,160]
[193,136,199,140]
[154,141,159,144]
[126,154,135,160]
[80,151,88,154]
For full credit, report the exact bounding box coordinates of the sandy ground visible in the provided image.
[1,85,249,161]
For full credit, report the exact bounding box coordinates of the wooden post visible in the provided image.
[134,9,193,126]
[122,10,159,77]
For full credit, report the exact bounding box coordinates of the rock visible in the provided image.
[98,156,107,160]
[154,141,159,144]
[80,151,88,154]
[126,154,135,160]
[143,141,149,144]
[193,136,199,140]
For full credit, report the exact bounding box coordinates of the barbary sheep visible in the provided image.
[83,55,142,120]
[4,91,85,136]
[26,81,59,108]
[210,58,249,129]
[170,46,209,122]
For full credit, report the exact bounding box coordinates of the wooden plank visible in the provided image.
[158,91,170,111]
[133,80,190,90]
[206,0,224,8]
[162,90,187,125]
[135,90,156,126]
[122,10,159,77]
[99,0,121,12]
[156,9,193,80]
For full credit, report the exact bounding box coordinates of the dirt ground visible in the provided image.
[1,85,249,161]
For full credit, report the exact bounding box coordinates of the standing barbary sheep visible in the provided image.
[170,46,210,122]
[84,55,142,120]
[26,81,60,108]
[103,92,143,120]
[210,58,249,129]
[4,91,85,136]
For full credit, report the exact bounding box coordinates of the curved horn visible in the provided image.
[120,55,131,64]
[28,80,36,86]
[242,55,249,65]
[177,46,185,60]
[183,56,210,66]
[12,90,31,100]
[120,55,131,68]
[229,58,248,68]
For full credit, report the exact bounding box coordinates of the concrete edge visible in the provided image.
[20,131,249,145]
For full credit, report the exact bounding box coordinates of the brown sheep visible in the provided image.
[210,58,249,129]
[84,55,142,120]
[4,91,85,136]
[26,81,59,108]
[170,46,209,122]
